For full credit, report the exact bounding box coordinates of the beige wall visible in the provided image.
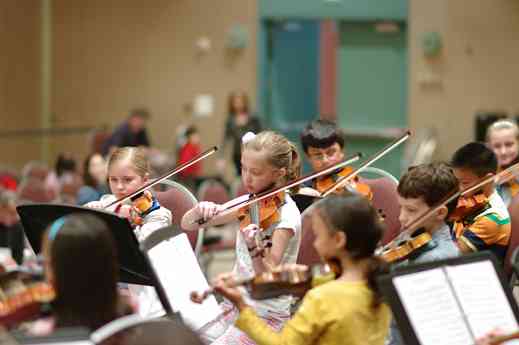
[0,2,41,169]
[409,0,519,159]
[51,0,257,176]
[4,0,519,173]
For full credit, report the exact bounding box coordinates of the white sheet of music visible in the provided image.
[147,233,221,330]
[446,261,519,341]
[393,267,473,345]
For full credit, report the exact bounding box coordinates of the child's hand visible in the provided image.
[85,201,104,209]
[195,201,223,221]
[212,272,248,311]
[118,204,132,219]
[241,224,260,248]
[475,329,504,345]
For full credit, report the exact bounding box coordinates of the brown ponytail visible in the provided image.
[365,256,389,309]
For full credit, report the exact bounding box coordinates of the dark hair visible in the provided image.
[55,153,77,177]
[312,194,387,309]
[82,153,99,188]
[46,214,121,330]
[129,107,150,120]
[451,142,498,177]
[398,163,459,212]
[185,125,198,137]
[300,119,345,154]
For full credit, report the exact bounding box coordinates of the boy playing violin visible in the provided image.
[386,162,460,345]
[450,142,510,264]
[299,119,372,199]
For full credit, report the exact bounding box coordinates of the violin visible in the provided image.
[193,153,363,226]
[191,261,340,303]
[379,160,519,263]
[448,193,488,222]
[321,131,411,197]
[237,192,284,231]
[0,267,54,328]
[314,166,373,200]
[128,190,155,226]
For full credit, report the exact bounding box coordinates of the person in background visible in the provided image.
[177,126,202,192]
[102,108,151,156]
[0,189,24,265]
[218,91,262,176]
[486,119,519,206]
[76,153,109,205]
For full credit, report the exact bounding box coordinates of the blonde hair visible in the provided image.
[486,119,519,142]
[242,131,301,192]
[107,147,150,178]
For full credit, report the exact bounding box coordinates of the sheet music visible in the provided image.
[393,268,473,345]
[446,261,519,341]
[147,233,221,330]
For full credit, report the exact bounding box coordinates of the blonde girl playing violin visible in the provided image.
[85,147,171,317]
[182,131,302,344]
[85,146,171,242]
[210,194,391,345]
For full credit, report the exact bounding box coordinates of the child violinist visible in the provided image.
[85,146,171,242]
[85,147,171,317]
[299,119,372,199]
[208,194,391,345]
[449,142,511,264]
[182,131,302,344]
[28,213,133,335]
[386,163,460,345]
[486,119,519,206]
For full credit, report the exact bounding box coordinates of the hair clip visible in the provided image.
[242,131,256,144]
[48,217,66,241]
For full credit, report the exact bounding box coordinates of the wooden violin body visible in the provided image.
[0,269,54,328]
[448,193,488,222]
[192,263,339,303]
[128,190,154,226]
[315,167,372,200]
[237,192,284,231]
[379,231,432,263]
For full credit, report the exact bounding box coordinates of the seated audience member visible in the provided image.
[77,153,109,205]
[102,108,151,156]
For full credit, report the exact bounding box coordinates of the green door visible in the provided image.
[337,22,407,177]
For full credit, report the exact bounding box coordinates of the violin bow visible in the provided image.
[380,160,519,252]
[105,146,218,209]
[321,131,411,197]
[193,153,362,225]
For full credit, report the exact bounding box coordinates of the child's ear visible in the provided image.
[334,231,347,250]
[143,173,150,182]
[276,167,287,180]
[436,205,449,220]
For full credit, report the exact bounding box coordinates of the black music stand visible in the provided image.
[378,252,519,345]
[17,204,153,285]
[291,194,321,213]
